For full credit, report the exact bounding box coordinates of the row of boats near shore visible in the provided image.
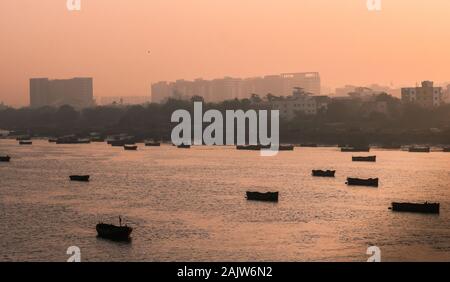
[2,138,447,241]
[6,135,450,152]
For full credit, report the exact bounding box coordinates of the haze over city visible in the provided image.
[1,0,450,106]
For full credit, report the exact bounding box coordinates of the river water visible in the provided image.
[1,140,449,261]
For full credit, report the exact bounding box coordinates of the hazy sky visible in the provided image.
[1,0,450,106]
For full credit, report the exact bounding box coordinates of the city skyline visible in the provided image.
[1,0,450,106]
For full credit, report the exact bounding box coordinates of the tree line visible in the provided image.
[0,94,449,145]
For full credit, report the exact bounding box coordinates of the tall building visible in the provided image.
[30,77,94,109]
[401,81,443,108]
[151,72,321,103]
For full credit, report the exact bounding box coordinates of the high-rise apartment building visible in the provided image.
[29,77,94,109]
[151,72,320,103]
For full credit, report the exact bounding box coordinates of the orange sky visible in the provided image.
[1,0,450,106]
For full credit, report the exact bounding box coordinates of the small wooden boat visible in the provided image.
[19,140,32,145]
[0,155,11,162]
[177,144,191,149]
[124,145,138,151]
[312,170,336,177]
[145,141,161,147]
[90,137,105,142]
[300,143,318,147]
[246,191,279,202]
[278,145,294,151]
[236,145,271,151]
[48,138,58,143]
[390,202,439,214]
[381,144,401,150]
[352,156,376,162]
[346,177,379,187]
[443,147,450,152]
[96,222,133,241]
[341,147,370,152]
[408,146,430,153]
[69,175,90,182]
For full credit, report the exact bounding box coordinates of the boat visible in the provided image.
[408,146,430,153]
[19,140,32,145]
[312,170,336,177]
[381,144,402,150]
[341,147,370,152]
[390,202,439,214]
[346,177,379,187]
[300,143,318,147]
[246,191,279,202]
[236,145,271,151]
[96,219,133,241]
[56,136,91,144]
[352,156,376,162]
[124,145,138,151]
[145,141,161,147]
[443,147,450,152]
[69,175,90,182]
[90,137,105,142]
[278,145,294,151]
[0,155,10,162]
[177,144,191,149]
[48,138,58,143]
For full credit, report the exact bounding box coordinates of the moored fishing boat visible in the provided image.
[390,202,439,214]
[96,218,133,241]
[177,144,191,149]
[145,141,161,147]
[246,191,279,202]
[19,140,32,145]
[312,170,336,177]
[352,156,376,162]
[346,177,379,187]
[278,145,294,151]
[236,144,271,151]
[443,147,450,152]
[408,146,430,153]
[124,145,138,150]
[0,155,11,162]
[341,146,370,152]
[300,143,318,147]
[69,175,90,182]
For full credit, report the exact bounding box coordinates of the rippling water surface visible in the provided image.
[1,140,450,261]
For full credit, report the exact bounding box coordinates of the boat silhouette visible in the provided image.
[390,202,439,214]
[341,147,370,152]
[312,170,336,177]
[69,175,90,182]
[352,156,376,162]
[0,155,11,162]
[346,177,379,187]
[408,146,430,153]
[19,140,32,145]
[177,144,191,149]
[124,145,138,150]
[96,217,133,241]
[246,191,279,202]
